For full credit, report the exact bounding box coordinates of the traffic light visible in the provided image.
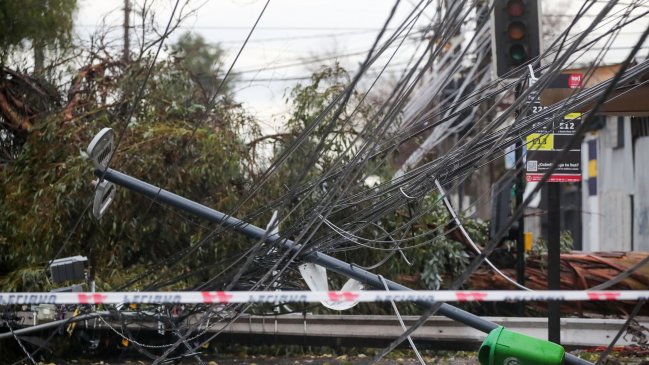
[491,0,541,78]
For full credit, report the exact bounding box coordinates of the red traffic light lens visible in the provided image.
[507,21,526,40]
[506,0,524,17]
[509,44,527,64]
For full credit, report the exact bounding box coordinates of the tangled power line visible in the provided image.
[5,0,649,364]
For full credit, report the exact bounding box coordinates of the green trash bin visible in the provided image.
[478,326,565,365]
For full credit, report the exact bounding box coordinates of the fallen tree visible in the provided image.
[467,251,649,316]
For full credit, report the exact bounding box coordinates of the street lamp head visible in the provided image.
[87,127,115,170]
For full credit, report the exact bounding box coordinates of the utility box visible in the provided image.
[50,256,87,283]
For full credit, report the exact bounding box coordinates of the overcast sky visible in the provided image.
[74,0,429,129]
[74,0,649,128]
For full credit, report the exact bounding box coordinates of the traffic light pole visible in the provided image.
[515,129,526,313]
[96,168,590,365]
[514,84,526,317]
[548,183,562,344]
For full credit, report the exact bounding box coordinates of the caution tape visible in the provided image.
[0,290,648,305]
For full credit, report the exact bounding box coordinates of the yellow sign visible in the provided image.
[564,112,582,120]
[524,232,533,252]
[526,133,554,151]
[588,159,597,178]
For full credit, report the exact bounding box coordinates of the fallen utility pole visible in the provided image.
[96,168,592,365]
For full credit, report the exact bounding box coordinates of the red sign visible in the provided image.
[526,173,582,183]
[568,73,582,88]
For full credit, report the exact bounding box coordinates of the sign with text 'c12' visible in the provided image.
[525,73,582,182]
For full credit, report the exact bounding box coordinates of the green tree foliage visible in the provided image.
[0,49,262,291]
[0,0,77,61]
[267,64,482,297]
[275,64,361,186]
[170,32,232,102]
[0,37,488,297]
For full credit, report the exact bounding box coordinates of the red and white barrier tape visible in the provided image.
[0,290,648,305]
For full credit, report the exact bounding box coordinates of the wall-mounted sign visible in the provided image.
[525,74,583,182]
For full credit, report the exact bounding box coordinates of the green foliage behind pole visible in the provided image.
[0,0,77,60]
[269,64,486,301]
[0,51,261,291]
[0,47,490,302]
[171,32,233,101]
